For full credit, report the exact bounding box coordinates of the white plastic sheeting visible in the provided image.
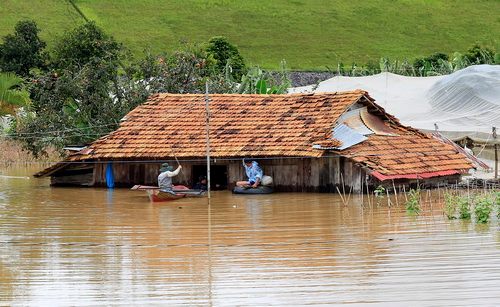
[290,65,500,143]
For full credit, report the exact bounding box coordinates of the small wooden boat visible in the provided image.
[131,185,206,202]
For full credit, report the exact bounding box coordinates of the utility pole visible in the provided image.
[205,81,212,199]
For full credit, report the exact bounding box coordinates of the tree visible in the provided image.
[0,20,46,76]
[14,58,149,156]
[0,73,30,116]
[52,21,123,70]
[137,44,236,94]
[206,36,246,80]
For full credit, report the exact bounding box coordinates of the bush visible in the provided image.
[405,189,421,214]
[495,192,500,219]
[0,72,30,116]
[238,60,290,94]
[413,52,449,76]
[465,44,495,64]
[457,195,471,220]
[474,195,493,224]
[444,192,457,219]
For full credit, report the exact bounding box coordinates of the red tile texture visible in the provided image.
[340,134,472,178]
[36,91,473,180]
[70,92,366,160]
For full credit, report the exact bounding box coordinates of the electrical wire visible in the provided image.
[0,154,344,165]
[1,123,118,137]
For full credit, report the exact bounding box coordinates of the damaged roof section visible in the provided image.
[331,124,367,150]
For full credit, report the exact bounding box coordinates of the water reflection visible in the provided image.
[0,166,499,306]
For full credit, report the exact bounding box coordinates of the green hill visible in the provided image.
[0,0,498,70]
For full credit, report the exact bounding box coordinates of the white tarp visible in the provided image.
[289,65,500,143]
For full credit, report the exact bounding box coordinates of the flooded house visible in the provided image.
[35,91,473,192]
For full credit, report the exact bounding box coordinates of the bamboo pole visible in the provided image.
[437,184,440,204]
[402,184,408,202]
[392,179,399,206]
[340,172,346,201]
[365,177,371,208]
[361,177,364,206]
[494,127,498,179]
[346,185,353,205]
[336,186,346,205]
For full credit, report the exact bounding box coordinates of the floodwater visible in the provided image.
[1,167,499,306]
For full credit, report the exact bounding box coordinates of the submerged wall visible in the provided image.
[49,157,460,193]
[80,156,365,192]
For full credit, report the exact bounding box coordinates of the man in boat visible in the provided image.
[236,158,263,188]
[158,163,182,192]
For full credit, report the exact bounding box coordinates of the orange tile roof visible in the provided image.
[35,91,473,180]
[340,133,473,180]
[69,91,367,160]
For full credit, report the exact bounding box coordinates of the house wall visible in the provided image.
[93,162,193,187]
[50,163,95,186]
[51,157,459,193]
[227,157,342,192]
[88,156,368,193]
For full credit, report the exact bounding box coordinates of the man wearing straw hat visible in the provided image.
[158,162,182,192]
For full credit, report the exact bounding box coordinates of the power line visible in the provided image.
[1,154,345,165]
[1,123,117,137]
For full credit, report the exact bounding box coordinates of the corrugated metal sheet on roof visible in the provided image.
[332,124,367,150]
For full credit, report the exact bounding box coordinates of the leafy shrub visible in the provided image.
[0,72,30,116]
[413,52,449,75]
[374,185,385,206]
[444,192,457,219]
[238,60,290,94]
[457,195,471,219]
[405,189,421,214]
[465,44,495,64]
[474,195,493,224]
[495,192,500,219]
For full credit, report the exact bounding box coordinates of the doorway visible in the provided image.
[191,165,228,190]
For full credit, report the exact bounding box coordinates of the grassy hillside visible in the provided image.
[0,0,498,70]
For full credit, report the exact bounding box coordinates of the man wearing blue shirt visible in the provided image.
[236,158,263,188]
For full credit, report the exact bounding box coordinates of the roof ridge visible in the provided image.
[153,90,367,97]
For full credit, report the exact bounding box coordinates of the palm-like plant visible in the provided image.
[0,72,30,116]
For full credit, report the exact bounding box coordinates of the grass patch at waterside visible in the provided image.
[0,0,498,69]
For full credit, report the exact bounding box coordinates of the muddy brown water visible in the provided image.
[1,166,499,306]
